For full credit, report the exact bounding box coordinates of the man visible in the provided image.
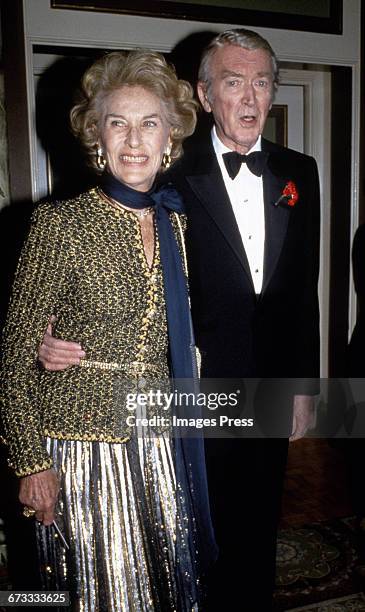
[38,29,320,610]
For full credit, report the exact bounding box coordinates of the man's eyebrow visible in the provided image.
[220,70,273,79]
[220,70,243,78]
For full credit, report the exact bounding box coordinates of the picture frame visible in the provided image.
[51,1,343,35]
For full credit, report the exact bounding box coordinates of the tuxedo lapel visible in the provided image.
[261,140,291,295]
[185,144,254,287]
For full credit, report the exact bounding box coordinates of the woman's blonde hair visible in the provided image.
[70,50,198,172]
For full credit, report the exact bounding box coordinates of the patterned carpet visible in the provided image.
[287,593,365,611]
[1,516,365,609]
[274,517,365,611]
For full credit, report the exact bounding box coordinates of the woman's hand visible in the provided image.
[19,468,60,526]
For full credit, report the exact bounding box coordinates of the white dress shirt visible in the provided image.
[212,127,265,294]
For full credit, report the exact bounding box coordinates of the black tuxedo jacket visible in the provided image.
[167,136,320,392]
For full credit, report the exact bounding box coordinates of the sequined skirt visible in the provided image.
[36,435,200,611]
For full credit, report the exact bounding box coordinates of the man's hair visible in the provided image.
[198,29,279,98]
[71,50,198,172]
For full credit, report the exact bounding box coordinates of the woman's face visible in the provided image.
[99,85,172,192]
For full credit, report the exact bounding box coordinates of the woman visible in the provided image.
[1,50,216,611]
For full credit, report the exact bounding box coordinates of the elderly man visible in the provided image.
[39,29,320,611]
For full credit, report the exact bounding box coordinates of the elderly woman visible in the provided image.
[1,50,216,611]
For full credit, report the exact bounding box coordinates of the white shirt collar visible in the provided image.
[211,126,262,158]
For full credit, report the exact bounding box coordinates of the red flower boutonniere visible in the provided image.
[274,181,299,208]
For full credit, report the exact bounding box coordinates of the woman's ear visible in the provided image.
[166,135,173,155]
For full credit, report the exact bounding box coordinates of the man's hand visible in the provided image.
[19,468,59,526]
[38,315,85,371]
[289,395,316,442]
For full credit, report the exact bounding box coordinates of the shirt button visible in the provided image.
[248,235,252,240]
[255,269,259,273]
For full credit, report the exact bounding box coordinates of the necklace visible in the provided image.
[98,188,154,218]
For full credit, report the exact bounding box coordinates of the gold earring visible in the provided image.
[162,151,171,170]
[96,147,106,171]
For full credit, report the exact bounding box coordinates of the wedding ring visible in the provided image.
[23,506,36,518]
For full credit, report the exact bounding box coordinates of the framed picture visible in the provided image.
[51,0,343,35]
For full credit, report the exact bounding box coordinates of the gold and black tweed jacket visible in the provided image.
[1,188,186,477]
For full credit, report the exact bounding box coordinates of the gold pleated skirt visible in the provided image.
[36,435,199,611]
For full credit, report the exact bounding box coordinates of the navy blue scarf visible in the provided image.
[100,173,218,576]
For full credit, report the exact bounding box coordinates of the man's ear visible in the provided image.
[197,81,212,113]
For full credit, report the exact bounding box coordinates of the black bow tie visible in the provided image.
[222,150,268,179]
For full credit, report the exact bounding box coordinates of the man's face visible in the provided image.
[198,44,274,154]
